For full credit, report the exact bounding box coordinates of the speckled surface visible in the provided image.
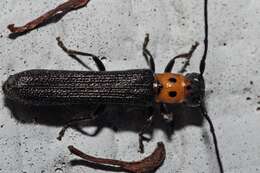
[0,0,260,173]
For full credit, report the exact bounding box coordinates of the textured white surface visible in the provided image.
[0,0,260,173]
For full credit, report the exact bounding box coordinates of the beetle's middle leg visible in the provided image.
[160,103,176,137]
[56,37,106,71]
[138,107,155,153]
[143,34,155,73]
[160,103,174,122]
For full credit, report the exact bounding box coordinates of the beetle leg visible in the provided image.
[160,103,175,138]
[164,42,199,73]
[160,103,174,122]
[57,104,106,140]
[138,107,154,153]
[143,33,155,73]
[56,37,106,71]
[57,116,97,141]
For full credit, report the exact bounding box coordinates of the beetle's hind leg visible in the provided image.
[143,34,155,73]
[56,37,106,71]
[57,104,106,141]
[164,42,199,73]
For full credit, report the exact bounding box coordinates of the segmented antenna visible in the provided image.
[200,0,208,75]
[200,0,224,172]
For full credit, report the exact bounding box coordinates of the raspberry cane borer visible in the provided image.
[3,2,224,172]
[3,34,202,150]
[3,0,224,172]
[2,34,223,172]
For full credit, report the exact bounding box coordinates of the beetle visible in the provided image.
[3,34,203,152]
[2,0,225,171]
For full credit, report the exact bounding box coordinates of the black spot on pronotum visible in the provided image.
[169,91,177,97]
[169,78,177,83]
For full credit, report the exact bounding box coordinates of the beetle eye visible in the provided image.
[169,91,177,97]
[186,85,192,90]
[169,78,177,83]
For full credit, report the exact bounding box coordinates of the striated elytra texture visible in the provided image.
[3,69,155,106]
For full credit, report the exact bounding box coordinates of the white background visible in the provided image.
[0,0,260,173]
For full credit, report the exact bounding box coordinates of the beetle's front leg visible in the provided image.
[164,42,199,73]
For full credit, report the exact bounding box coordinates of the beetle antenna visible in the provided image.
[200,0,208,76]
[200,102,224,173]
[200,0,224,172]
